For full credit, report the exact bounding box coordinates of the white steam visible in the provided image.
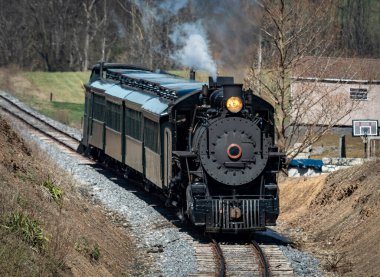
[170,21,217,80]
[159,0,188,14]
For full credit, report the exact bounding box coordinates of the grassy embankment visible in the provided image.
[24,71,88,127]
[0,115,150,276]
[0,67,89,128]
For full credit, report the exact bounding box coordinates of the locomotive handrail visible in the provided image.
[120,75,178,100]
[103,68,181,100]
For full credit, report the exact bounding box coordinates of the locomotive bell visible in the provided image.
[224,84,243,113]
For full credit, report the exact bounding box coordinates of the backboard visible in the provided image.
[352,120,379,137]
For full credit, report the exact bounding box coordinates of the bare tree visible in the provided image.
[82,0,102,71]
[246,0,361,162]
[1,0,378,72]
[337,0,379,57]
[115,0,146,64]
[0,0,34,67]
[28,0,79,70]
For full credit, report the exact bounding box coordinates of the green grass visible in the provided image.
[44,101,84,127]
[24,71,89,103]
[4,70,90,128]
[41,176,63,203]
[21,98,84,128]
[4,212,48,252]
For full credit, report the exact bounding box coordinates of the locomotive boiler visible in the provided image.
[80,63,284,233]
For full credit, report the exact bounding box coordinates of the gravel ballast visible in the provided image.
[0,90,329,277]
[1,91,197,276]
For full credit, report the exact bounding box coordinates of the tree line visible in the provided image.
[0,0,379,72]
[0,0,181,71]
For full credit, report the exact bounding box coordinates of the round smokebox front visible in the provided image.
[199,117,269,186]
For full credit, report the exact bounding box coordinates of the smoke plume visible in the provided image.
[190,0,259,80]
[131,0,259,80]
[170,21,217,80]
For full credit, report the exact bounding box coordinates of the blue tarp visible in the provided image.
[289,159,323,171]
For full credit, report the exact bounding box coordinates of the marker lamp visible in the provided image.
[226,97,243,113]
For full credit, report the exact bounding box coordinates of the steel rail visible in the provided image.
[0,104,79,152]
[251,240,271,277]
[211,239,226,277]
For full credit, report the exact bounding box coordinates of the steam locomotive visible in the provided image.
[80,63,284,233]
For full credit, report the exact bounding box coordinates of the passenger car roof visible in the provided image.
[141,97,170,117]
[90,80,115,92]
[89,65,206,118]
[123,90,155,105]
[105,84,133,99]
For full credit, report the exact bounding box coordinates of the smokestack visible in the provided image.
[202,84,208,105]
[190,69,196,80]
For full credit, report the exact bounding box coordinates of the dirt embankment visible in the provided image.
[0,115,150,276]
[277,162,380,276]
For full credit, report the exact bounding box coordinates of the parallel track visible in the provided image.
[0,94,90,164]
[0,94,81,151]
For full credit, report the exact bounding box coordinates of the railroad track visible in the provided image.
[188,238,294,277]
[0,93,90,163]
[0,93,295,277]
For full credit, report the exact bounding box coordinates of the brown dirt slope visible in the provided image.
[0,115,151,276]
[277,162,380,277]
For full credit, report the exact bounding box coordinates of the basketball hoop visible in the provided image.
[352,120,378,137]
[353,120,378,158]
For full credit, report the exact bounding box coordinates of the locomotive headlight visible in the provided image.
[226,97,243,113]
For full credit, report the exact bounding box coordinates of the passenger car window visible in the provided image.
[125,108,142,140]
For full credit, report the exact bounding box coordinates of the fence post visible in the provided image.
[339,135,346,158]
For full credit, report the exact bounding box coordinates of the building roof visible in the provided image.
[292,56,380,81]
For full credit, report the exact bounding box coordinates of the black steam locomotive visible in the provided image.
[80,63,284,233]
